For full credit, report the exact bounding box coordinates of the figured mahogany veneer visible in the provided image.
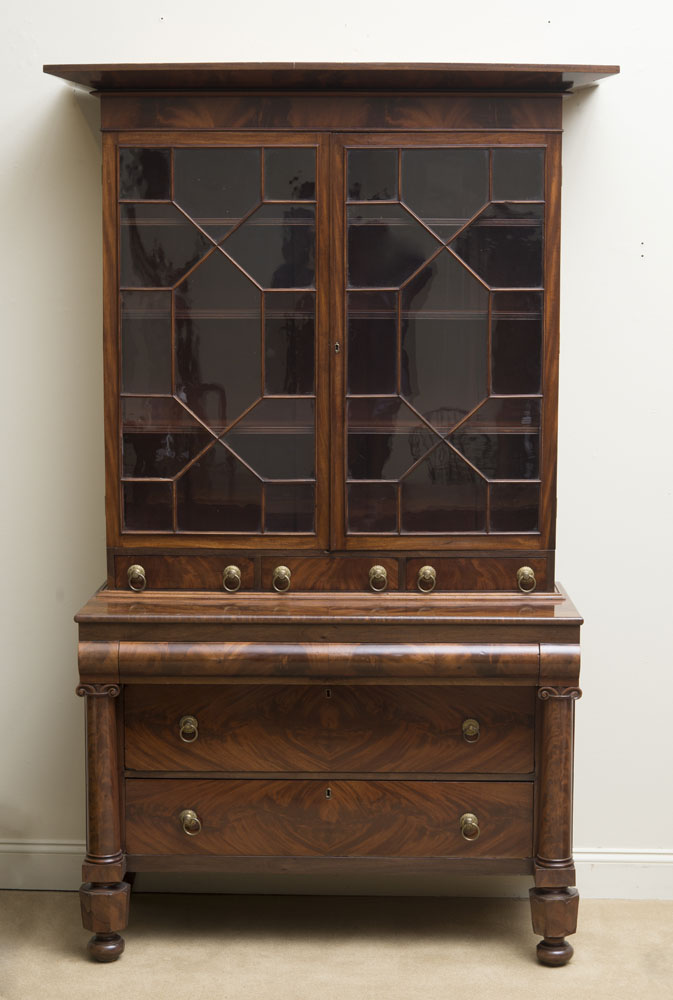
[124,684,535,773]
[124,778,533,858]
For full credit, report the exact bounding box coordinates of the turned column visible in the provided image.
[530,643,581,966]
[76,682,130,962]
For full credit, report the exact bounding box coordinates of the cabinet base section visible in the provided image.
[125,855,534,875]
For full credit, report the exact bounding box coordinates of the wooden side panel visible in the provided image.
[124,684,536,773]
[125,778,533,857]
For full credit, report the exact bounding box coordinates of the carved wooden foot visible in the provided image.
[80,881,130,962]
[529,887,579,966]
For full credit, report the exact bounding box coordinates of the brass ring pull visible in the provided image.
[179,809,202,836]
[127,564,146,592]
[222,565,242,593]
[462,718,480,743]
[460,812,480,842]
[178,715,199,743]
[417,565,437,593]
[272,565,291,593]
[369,565,388,593]
[517,566,537,593]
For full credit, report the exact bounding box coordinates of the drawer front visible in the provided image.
[405,557,549,593]
[115,555,255,591]
[260,557,399,592]
[124,684,535,773]
[125,778,533,858]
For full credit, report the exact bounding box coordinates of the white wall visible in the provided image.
[1,0,671,897]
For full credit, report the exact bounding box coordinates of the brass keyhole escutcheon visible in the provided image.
[272,565,291,593]
[462,718,480,743]
[517,566,536,593]
[369,565,388,592]
[179,809,202,836]
[127,564,146,592]
[223,565,242,593]
[460,812,480,841]
[325,787,332,799]
[179,715,199,743]
[417,565,437,593]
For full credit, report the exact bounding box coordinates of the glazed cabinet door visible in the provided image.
[331,133,559,552]
[107,133,329,549]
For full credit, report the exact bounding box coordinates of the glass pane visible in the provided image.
[122,395,205,431]
[223,204,315,288]
[264,148,316,200]
[223,398,315,480]
[492,148,544,201]
[490,482,540,532]
[347,398,439,480]
[123,481,173,531]
[174,251,261,432]
[450,398,541,480]
[347,482,398,532]
[177,444,262,532]
[451,204,544,288]
[347,205,440,287]
[121,291,171,394]
[119,148,170,200]
[347,149,398,201]
[401,445,486,532]
[347,291,397,395]
[264,483,314,532]
[264,292,315,394]
[401,252,488,431]
[402,149,489,242]
[173,148,261,242]
[120,204,212,287]
[492,291,543,395]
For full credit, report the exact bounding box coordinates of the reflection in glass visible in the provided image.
[123,431,212,478]
[264,483,314,532]
[451,204,544,288]
[450,397,541,480]
[265,292,315,394]
[174,148,261,241]
[223,398,315,480]
[347,204,440,287]
[347,291,397,395]
[401,445,486,532]
[174,252,261,432]
[490,482,540,531]
[347,149,398,201]
[120,204,212,287]
[121,291,171,394]
[347,398,439,480]
[223,204,315,288]
[177,443,262,532]
[264,148,316,200]
[492,148,544,201]
[119,148,170,201]
[123,481,173,531]
[402,252,488,429]
[122,396,205,430]
[402,148,489,242]
[348,482,398,532]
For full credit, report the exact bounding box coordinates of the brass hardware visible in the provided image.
[369,565,388,592]
[517,565,537,593]
[179,715,199,743]
[222,565,242,593]
[334,342,341,353]
[417,565,437,593]
[462,718,480,743]
[325,787,332,799]
[272,565,292,593]
[460,812,480,841]
[127,564,146,592]
[179,809,202,836]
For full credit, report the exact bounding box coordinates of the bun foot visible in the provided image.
[536,936,574,966]
[87,932,125,962]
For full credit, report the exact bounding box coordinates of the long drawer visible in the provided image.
[124,684,536,774]
[124,778,533,858]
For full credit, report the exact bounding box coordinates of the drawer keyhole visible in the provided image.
[325,787,332,799]
[325,688,332,699]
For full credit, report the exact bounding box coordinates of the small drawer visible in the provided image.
[115,555,255,591]
[125,778,533,858]
[124,684,535,774]
[260,557,399,592]
[405,557,549,593]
